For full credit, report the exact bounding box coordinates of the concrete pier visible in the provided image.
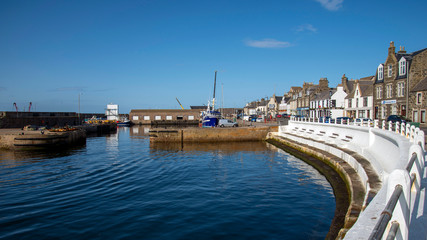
[0,128,86,150]
[149,126,277,143]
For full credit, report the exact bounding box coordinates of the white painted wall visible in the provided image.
[277,118,426,239]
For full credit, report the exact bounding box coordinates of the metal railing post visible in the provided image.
[368,184,403,240]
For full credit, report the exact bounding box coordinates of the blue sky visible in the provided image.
[1,0,426,113]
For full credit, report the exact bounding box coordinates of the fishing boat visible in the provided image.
[117,120,131,127]
[202,71,221,128]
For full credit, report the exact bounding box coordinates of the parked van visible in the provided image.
[218,119,238,127]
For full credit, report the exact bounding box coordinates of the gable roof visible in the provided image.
[345,79,374,99]
[411,77,427,92]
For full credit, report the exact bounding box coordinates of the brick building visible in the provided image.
[129,109,201,125]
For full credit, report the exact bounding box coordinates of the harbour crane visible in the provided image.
[176,97,184,110]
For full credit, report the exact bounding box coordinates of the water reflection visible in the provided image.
[267,143,333,194]
[150,141,269,153]
[129,125,151,137]
[0,146,85,168]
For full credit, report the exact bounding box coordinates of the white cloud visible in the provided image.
[296,24,318,33]
[315,0,343,11]
[244,39,292,48]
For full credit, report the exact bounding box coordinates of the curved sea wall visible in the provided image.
[271,118,425,240]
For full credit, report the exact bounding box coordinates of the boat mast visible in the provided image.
[212,71,217,111]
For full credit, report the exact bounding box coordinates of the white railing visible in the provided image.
[281,117,425,240]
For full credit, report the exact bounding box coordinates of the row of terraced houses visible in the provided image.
[244,41,427,124]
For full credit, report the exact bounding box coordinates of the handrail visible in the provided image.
[284,117,425,239]
[406,153,417,172]
[368,184,403,240]
[386,221,400,240]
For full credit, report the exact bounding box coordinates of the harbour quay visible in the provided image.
[149,126,276,143]
[0,111,106,128]
[0,128,86,150]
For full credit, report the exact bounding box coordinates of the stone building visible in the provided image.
[373,41,427,121]
[407,47,427,123]
[267,94,283,118]
[129,109,201,125]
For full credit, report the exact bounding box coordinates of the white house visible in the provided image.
[330,85,347,118]
[309,89,335,118]
[344,79,374,119]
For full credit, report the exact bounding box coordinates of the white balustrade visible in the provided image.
[277,118,426,239]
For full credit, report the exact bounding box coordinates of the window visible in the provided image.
[188,116,194,120]
[392,105,397,115]
[359,110,365,118]
[417,92,422,105]
[401,105,406,116]
[132,116,139,121]
[155,116,161,120]
[381,106,386,119]
[331,100,336,108]
[399,58,407,76]
[375,106,379,119]
[413,111,419,122]
[143,116,150,120]
[356,98,359,108]
[177,116,183,120]
[388,64,393,77]
[377,64,384,80]
[363,97,368,107]
[166,116,172,120]
[422,110,426,123]
[348,99,352,108]
[397,82,405,97]
[376,86,383,99]
[386,84,393,98]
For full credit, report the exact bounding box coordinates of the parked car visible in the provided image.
[319,116,331,123]
[336,117,352,124]
[218,119,238,127]
[354,118,373,126]
[386,115,410,123]
[276,114,282,118]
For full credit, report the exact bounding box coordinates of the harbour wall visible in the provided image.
[0,111,106,128]
[0,129,86,150]
[274,118,425,239]
[149,126,277,143]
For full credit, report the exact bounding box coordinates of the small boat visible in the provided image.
[117,120,131,127]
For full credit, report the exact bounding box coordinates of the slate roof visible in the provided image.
[360,84,373,97]
[313,90,335,101]
[411,77,427,92]
[345,79,374,99]
[275,96,283,103]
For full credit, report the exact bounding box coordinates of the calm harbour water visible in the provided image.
[0,126,335,240]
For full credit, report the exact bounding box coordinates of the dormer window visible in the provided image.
[388,64,393,77]
[377,64,384,80]
[399,58,407,76]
